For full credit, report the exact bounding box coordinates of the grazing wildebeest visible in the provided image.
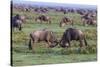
[59,28,87,48]
[59,17,73,27]
[35,15,51,24]
[81,13,97,26]
[11,14,25,31]
[85,18,96,25]
[55,8,67,14]
[28,29,58,52]
[34,7,48,13]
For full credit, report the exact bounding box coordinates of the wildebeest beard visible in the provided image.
[49,40,59,48]
[59,39,69,48]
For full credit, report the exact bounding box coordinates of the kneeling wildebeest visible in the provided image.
[35,15,51,24]
[28,29,58,52]
[59,17,73,27]
[59,28,87,48]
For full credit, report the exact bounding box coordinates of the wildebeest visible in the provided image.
[59,28,87,48]
[11,14,26,31]
[12,14,22,31]
[35,15,51,24]
[34,7,48,13]
[28,29,58,52]
[55,8,68,14]
[83,18,96,25]
[81,13,97,26]
[60,8,67,14]
[77,9,87,15]
[59,17,73,27]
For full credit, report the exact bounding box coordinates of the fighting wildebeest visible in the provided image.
[28,29,58,52]
[11,14,24,31]
[35,15,51,24]
[59,28,87,48]
[59,17,73,27]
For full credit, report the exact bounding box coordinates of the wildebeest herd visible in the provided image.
[12,3,97,53]
[12,7,97,31]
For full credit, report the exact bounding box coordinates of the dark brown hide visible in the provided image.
[60,28,87,48]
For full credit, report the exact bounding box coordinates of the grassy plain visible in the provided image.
[12,9,97,66]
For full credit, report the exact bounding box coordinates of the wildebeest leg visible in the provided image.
[48,20,51,24]
[67,41,71,47]
[19,25,22,31]
[18,23,22,31]
[31,39,38,53]
[66,32,71,47]
[28,38,35,53]
[46,41,51,48]
[29,39,32,50]
[30,34,37,53]
[32,37,38,52]
[84,37,88,46]
[79,39,84,47]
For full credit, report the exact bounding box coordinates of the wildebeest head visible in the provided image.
[59,32,69,48]
[48,31,59,48]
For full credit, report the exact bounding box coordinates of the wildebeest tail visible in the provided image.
[28,38,32,50]
[19,24,22,31]
[28,34,33,50]
[84,37,88,46]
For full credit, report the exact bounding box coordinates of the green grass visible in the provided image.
[13,53,97,66]
[12,8,97,66]
[12,43,97,66]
